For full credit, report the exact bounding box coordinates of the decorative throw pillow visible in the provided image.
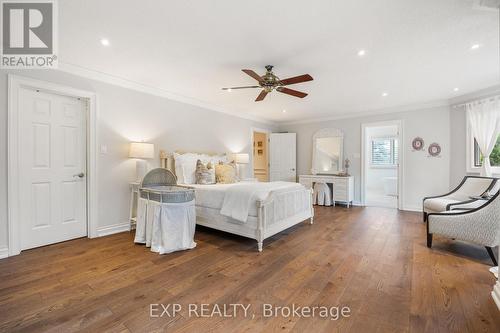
[215,161,237,184]
[174,152,228,184]
[195,160,216,184]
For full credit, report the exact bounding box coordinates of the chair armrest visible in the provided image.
[422,177,469,204]
[447,198,478,210]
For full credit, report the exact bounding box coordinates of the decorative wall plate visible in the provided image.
[412,137,424,151]
[428,143,441,157]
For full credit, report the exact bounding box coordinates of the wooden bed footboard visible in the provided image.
[255,186,314,252]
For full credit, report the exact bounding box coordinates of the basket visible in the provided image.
[140,168,195,203]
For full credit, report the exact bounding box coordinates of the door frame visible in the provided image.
[7,74,99,256]
[360,120,404,209]
[249,127,271,180]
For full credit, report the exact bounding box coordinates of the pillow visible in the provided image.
[215,161,237,184]
[195,160,216,184]
[174,152,228,184]
[174,152,198,184]
[209,155,228,165]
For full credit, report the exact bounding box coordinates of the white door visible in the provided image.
[19,88,87,250]
[269,133,297,182]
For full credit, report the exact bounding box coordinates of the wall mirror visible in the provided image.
[311,128,344,175]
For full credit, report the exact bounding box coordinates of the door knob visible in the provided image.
[73,172,85,178]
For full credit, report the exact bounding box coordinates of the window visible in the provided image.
[473,136,500,167]
[371,138,398,166]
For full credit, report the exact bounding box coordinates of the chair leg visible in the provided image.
[427,233,433,248]
[485,246,498,266]
[426,221,432,248]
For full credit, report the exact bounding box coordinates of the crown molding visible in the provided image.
[473,0,500,11]
[449,84,500,106]
[279,99,450,126]
[57,62,276,125]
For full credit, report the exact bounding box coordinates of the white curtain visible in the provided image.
[466,97,500,176]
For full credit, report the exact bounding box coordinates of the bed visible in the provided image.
[162,152,314,251]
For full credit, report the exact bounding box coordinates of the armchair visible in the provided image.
[426,190,500,265]
[422,176,497,222]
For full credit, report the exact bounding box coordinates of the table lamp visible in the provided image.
[129,142,155,182]
[234,153,249,179]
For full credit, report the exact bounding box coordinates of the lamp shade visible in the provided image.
[129,142,155,159]
[234,153,249,164]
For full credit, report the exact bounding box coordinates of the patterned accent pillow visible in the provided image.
[195,160,216,185]
[215,161,237,184]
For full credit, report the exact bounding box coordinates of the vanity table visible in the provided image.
[299,175,354,207]
[300,128,355,207]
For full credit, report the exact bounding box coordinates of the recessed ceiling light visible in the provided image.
[470,43,481,50]
[282,109,287,113]
[227,88,232,92]
[357,49,366,57]
[100,38,110,46]
[453,87,459,92]
[382,92,388,97]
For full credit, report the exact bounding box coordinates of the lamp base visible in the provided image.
[237,164,248,180]
[136,159,147,182]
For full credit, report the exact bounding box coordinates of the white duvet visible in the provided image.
[187,182,304,222]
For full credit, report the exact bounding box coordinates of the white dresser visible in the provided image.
[299,175,354,207]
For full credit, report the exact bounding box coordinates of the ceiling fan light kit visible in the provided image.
[222,65,313,101]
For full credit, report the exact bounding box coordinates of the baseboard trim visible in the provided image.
[0,247,9,259]
[96,222,130,237]
[402,205,422,212]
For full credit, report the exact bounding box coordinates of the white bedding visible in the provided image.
[186,182,304,221]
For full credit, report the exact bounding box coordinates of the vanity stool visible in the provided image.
[313,182,333,206]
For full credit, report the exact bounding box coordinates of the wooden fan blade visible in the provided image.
[255,90,268,101]
[242,69,263,82]
[276,87,308,98]
[279,74,313,86]
[222,86,260,90]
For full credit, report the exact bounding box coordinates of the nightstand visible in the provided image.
[129,182,140,230]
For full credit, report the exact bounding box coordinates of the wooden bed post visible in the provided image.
[310,188,314,224]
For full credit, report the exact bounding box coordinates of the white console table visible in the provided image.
[299,175,354,207]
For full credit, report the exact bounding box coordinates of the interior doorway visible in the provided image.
[252,131,269,182]
[361,121,403,209]
[8,75,98,257]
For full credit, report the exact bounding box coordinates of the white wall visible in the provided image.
[450,106,467,187]
[280,105,451,211]
[0,70,275,251]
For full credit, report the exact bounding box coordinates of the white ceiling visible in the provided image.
[59,0,499,123]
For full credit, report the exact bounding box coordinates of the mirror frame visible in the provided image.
[311,128,344,175]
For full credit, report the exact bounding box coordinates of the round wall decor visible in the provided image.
[412,137,425,151]
[428,143,441,157]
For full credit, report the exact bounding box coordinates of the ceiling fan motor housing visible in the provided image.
[222,65,313,101]
[262,65,281,91]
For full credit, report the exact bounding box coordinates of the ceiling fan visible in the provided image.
[222,65,313,102]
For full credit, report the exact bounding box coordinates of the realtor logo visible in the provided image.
[1,0,58,68]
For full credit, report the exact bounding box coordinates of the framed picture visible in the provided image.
[257,141,263,147]
[258,149,263,155]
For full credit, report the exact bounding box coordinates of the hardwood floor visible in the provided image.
[0,206,498,333]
